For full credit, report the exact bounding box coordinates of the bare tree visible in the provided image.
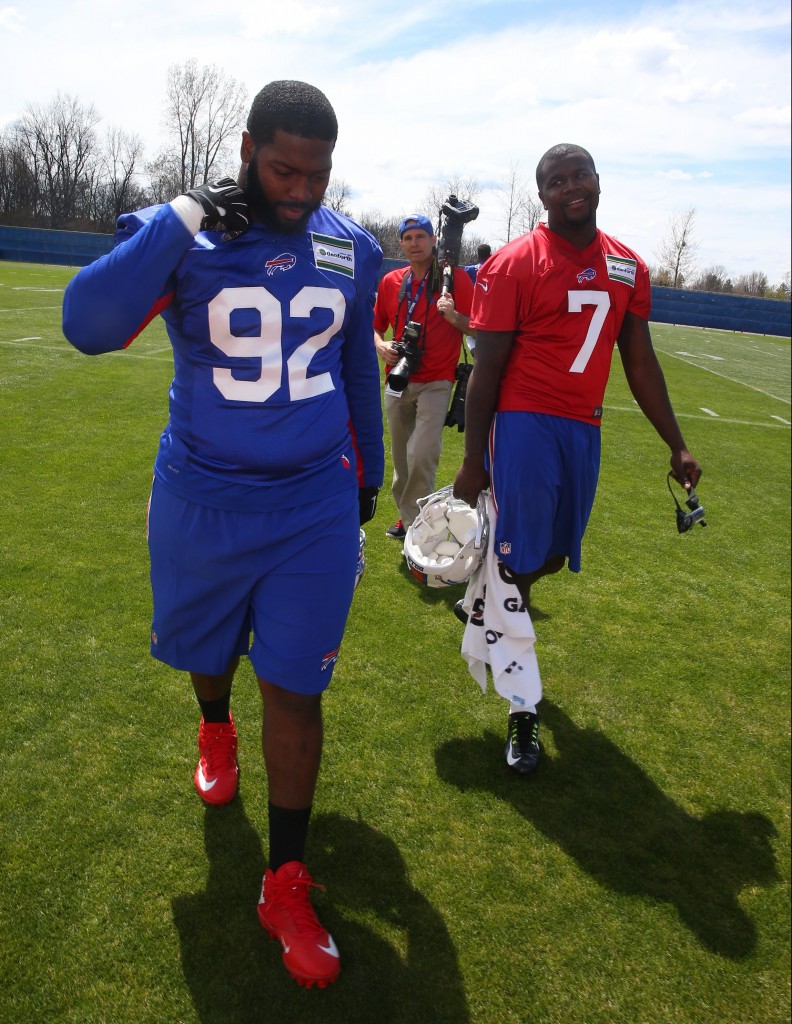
[496,161,543,243]
[145,149,186,205]
[517,194,543,236]
[647,264,673,287]
[0,129,36,224]
[323,177,352,216]
[90,126,146,229]
[733,271,769,297]
[654,207,700,289]
[692,264,732,293]
[12,92,101,227]
[358,210,402,259]
[164,60,248,193]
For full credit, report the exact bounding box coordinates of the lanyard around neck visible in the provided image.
[405,269,430,320]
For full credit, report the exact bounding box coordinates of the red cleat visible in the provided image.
[258,861,340,988]
[194,715,238,806]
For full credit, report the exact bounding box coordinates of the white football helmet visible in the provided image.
[404,485,489,588]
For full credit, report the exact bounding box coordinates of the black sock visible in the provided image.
[197,691,231,724]
[268,802,312,872]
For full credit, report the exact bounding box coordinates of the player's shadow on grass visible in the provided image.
[172,805,469,1024]
[435,699,779,960]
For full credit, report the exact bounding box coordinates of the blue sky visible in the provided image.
[1,0,789,283]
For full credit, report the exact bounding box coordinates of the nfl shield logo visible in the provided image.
[499,541,512,555]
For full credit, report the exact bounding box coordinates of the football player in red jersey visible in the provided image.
[453,144,702,775]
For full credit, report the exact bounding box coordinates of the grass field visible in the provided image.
[1,260,789,1024]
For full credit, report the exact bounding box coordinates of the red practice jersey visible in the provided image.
[471,224,651,425]
[374,265,473,384]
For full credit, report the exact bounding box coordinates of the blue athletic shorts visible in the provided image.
[146,480,359,693]
[489,411,601,574]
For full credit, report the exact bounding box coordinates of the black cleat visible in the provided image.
[504,712,540,774]
[386,520,406,540]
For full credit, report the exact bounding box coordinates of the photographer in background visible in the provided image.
[374,213,475,540]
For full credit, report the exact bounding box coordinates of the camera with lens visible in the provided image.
[437,195,479,294]
[676,488,707,533]
[388,320,423,393]
[667,472,707,533]
[437,195,480,268]
[445,360,473,432]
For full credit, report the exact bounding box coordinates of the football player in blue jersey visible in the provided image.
[62,80,384,990]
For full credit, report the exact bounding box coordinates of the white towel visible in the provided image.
[460,495,542,708]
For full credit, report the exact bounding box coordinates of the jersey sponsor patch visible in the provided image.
[605,254,638,287]
[311,232,355,278]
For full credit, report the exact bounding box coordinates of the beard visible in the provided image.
[244,158,321,235]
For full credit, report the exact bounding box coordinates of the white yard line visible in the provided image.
[654,348,791,405]
[605,404,790,429]
[0,305,63,312]
[0,337,173,361]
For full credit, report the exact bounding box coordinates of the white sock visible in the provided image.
[510,701,537,716]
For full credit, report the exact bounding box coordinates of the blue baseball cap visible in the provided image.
[398,214,434,238]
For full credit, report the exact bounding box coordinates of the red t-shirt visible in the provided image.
[374,265,474,383]
[471,224,652,424]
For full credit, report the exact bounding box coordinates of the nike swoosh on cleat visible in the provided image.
[505,748,521,766]
[196,766,217,792]
[319,936,340,958]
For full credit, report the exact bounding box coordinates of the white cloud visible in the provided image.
[733,104,792,139]
[0,5,24,30]
[239,1,341,36]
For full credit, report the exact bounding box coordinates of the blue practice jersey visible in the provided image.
[63,203,385,511]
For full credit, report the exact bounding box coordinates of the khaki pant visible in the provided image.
[385,379,453,528]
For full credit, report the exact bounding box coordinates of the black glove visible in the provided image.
[185,177,249,235]
[359,486,379,526]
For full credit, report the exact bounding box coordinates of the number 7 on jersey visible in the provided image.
[567,290,610,374]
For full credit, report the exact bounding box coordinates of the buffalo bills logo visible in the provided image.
[341,454,351,469]
[265,253,297,276]
[321,646,340,671]
[577,267,596,283]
